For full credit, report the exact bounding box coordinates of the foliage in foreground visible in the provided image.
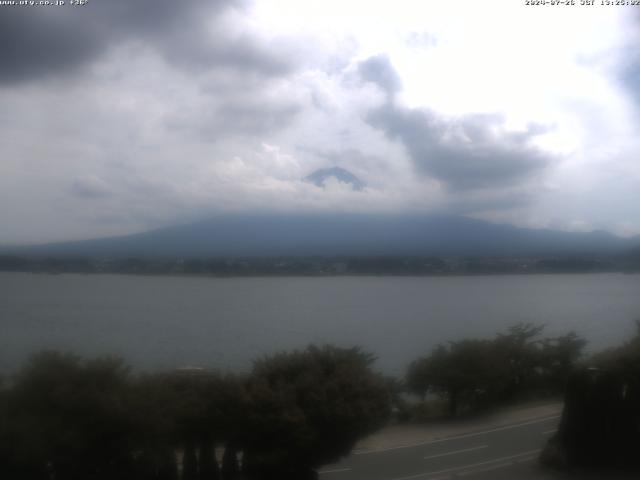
[542,323,640,471]
[0,346,391,480]
[242,346,390,478]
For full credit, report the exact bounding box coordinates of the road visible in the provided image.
[318,414,565,480]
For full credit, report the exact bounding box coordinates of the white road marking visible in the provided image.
[456,462,512,478]
[542,429,557,435]
[390,449,541,480]
[423,445,488,460]
[318,467,352,475]
[458,455,538,476]
[356,415,560,455]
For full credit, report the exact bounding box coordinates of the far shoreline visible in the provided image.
[1,269,639,280]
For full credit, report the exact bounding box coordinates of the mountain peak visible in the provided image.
[305,167,366,191]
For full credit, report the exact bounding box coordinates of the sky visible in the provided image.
[0,0,639,244]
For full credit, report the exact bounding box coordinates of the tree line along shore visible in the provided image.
[2,254,640,276]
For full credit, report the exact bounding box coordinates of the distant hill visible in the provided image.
[304,167,366,191]
[4,214,638,259]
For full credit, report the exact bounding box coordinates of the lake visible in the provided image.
[1,272,640,376]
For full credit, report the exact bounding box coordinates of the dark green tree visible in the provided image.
[407,340,505,416]
[539,332,586,393]
[493,323,545,398]
[543,322,640,470]
[5,351,136,480]
[241,345,391,479]
[406,324,585,417]
[133,370,245,480]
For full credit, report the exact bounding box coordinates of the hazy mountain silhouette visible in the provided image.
[305,167,366,191]
[6,214,638,259]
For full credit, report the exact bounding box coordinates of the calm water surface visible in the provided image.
[1,272,640,376]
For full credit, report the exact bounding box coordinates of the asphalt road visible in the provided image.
[318,415,564,480]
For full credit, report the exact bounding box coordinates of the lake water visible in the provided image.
[1,272,640,376]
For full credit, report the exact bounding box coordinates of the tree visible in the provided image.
[130,369,247,480]
[493,323,545,398]
[542,322,640,471]
[406,340,505,416]
[241,345,391,479]
[406,324,586,417]
[406,358,430,401]
[1,346,391,480]
[539,332,587,393]
[5,351,136,480]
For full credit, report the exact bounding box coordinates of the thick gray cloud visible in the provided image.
[0,0,290,84]
[356,55,554,191]
[214,102,301,136]
[621,54,640,111]
[1,5,638,243]
[70,177,112,200]
[623,13,640,108]
[368,104,553,190]
[0,8,101,84]
[626,61,640,100]
[357,54,402,96]
[166,97,301,140]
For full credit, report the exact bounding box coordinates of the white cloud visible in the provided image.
[1,0,639,243]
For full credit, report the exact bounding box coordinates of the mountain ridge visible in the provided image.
[2,214,637,259]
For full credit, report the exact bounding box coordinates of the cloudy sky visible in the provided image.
[1,0,639,244]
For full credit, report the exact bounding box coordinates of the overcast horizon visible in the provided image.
[1,0,639,245]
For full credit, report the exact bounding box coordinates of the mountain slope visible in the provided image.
[5,214,637,259]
